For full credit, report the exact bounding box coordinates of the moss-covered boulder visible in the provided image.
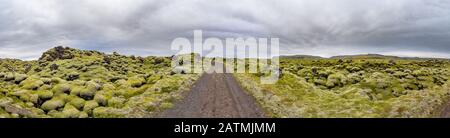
[79,87,97,100]
[0,97,13,105]
[62,104,81,118]
[7,90,38,104]
[41,78,52,84]
[112,90,127,96]
[52,84,71,94]
[326,73,346,88]
[20,77,44,90]
[102,83,115,90]
[38,84,52,90]
[68,97,85,110]
[127,76,145,88]
[65,71,80,81]
[51,77,66,84]
[0,72,5,78]
[9,90,28,97]
[160,102,174,110]
[41,99,66,111]
[313,78,327,86]
[0,47,198,118]
[94,93,108,106]
[79,111,89,118]
[3,73,15,81]
[83,100,99,114]
[93,107,126,118]
[14,74,28,83]
[47,110,66,118]
[107,97,126,108]
[146,75,162,84]
[86,81,101,90]
[19,93,39,104]
[36,90,54,100]
[28,108,47,118]
[155,78,180,93]
[115,79,129,87]
[70,86,83,96]
[39,46,75,62]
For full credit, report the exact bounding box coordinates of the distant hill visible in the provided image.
[330,54,450,60]
[2,46,448,61]
[330,54,401,59]
[279,55,323,59]
[277,54,449,60]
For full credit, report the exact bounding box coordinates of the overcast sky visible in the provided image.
[0,0,449,60]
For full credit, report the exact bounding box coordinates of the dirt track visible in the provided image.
[439,101,450,117]
[160,68,265,118]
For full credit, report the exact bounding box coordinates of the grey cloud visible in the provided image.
[0,0,449,60]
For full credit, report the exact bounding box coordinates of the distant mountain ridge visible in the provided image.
[330,54,400,59]
[281,54,449,60]
[278,55,323,59]
[2,46,449,61]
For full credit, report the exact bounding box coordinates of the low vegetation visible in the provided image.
[0,46,200,118]
[234,56,450,117]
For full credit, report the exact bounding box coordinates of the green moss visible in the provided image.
[126,96,158,112]
[79,87,97,100]
[235,58,450,117]
[8,90,38,104]
[62,104,81,118]
[314,78,326,86]
[0,113,11,118]
[47,110,66,118]
[79,111,89,118]
[20,94,39,104]
[127,76,145,87]
[0,72,5,78]
[0,47,202,118]
[326,73,347,88]
[25,102,34,107]
[70,86,84,96]
[0,97,13,105]
[65,71,80,81]
[107,97,126,108]
[112,90,126,96]
[9,90,28,97]
[68,97,85,110]
[29,108,46,116]
[41,78,52,84]
[57,94,72,103]
[51,77,65,84]
[86,81,101,90]
[38,84,52,90]
[93,93,108,106]
[146,75,162,84]
[154,77,181,93]
[14,74,28,83]
[161,86,179,93]
[10,113,20,118]
[52,84,71,94]
[102,83,115,90]
[83,100,99,114]
[41,98,66,111]
[123,86,149,98]
[115,79,128,87]
[159,102,174,110]
[92,107,126,118]
[20,77,44,90]
[3,73,15,81]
